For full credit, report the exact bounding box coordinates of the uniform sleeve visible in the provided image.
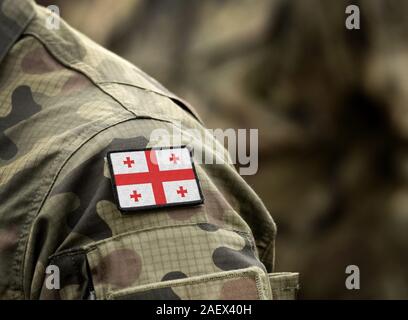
[31,118,280,300]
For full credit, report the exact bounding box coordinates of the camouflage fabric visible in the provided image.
[0,0,297,299]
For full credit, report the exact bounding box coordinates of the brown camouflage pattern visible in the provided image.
[0,0,296,299]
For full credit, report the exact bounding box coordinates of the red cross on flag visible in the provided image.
[107,146,204,212]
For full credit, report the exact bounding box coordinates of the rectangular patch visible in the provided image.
[107,146,204,212]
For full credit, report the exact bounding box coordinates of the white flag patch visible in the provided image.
[107,146,203,212]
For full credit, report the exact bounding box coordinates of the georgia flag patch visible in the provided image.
[107,146,204,212]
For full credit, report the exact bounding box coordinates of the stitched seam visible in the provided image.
[22,32,139,119]
[22,28,201,123]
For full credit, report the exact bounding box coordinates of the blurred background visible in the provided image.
[36,0,408,299]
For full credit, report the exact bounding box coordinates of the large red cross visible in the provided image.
[115,150,194,205]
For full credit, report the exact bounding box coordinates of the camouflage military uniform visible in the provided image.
[0,0,298,300]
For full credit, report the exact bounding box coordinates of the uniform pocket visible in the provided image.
[45,223,274,300]
[268,272,299,300]
[83,224,268,299]
[107,266,272,300]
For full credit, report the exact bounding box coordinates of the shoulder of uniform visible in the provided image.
[22,3,202,122]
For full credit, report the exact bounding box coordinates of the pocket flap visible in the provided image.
[108,267,272,300]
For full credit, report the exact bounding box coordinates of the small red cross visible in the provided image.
[123,156,135,168]
[130,190,142,202]
[169,153,180,164]
[176,186,188,197]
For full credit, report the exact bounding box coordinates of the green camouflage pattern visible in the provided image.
[0,0,296,299]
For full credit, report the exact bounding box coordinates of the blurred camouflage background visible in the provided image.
[36,0,408,299]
